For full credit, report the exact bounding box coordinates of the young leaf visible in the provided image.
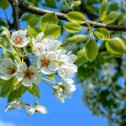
[40,13,58,31]
[44,0,57,8]
[28,15,40,27]
[64,22,83,33]
[100,0,108,21]
[48,74,55,82]
[0,0,9,10]
[8,85,27,102]
[93,28,110,40]
[104,12,120,24]
[105,37,126,57]
[66,35,87,43]
[27,25,38,37]
[28,84,40,98]
[85,39,99,62]
[0,78,13,97]
[44,24,61,39]
[65,11,86,24]
[76,49,89,65]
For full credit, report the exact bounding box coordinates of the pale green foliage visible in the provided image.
[64,22,83,33]
[84,39,99,62]
[65,11,86,24]
[100,0,108,21]
[104,12,120,24]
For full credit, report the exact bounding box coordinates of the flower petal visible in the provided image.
[48,62,58,71]
[46,52,56,61]
[22,78,33,87]
[36,106,47,114]
[41,67,52,74]
[36,32,44,42]
[32,74,41,84]
[15,72,24,81]
[1,58,13,67]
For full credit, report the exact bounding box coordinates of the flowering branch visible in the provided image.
[18,0,126,32]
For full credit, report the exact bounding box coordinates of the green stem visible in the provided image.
[41,77,56,84]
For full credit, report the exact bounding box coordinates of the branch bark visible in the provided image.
[18,0,126,32]
[9,0,20,30]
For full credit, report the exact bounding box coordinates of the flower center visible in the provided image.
[24,69,34,79]
[7,65,17,75]
[40,58,50,67]
[14,37,22,45]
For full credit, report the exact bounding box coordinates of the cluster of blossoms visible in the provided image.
[0,27,77,115]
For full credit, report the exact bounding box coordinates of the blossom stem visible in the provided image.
[42,80,54,89]
[41,77,56,84]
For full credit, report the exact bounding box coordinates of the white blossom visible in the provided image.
[42,37,61,51]
[32,32,44,44]
[56,49,77,63]
[10,30,30,47]
[37,51,58,74]
[0,58,17,80]
[16,62,41,87]
[24,104,47,116]
[54,79,76,103]
[1,27,10,37]
[33,43,45,56]
[5,101,22,112]
[58,63,77,79]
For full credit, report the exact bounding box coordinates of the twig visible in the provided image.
[9,0,20,30]
[18,0,126,32]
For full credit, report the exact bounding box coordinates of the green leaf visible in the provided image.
[76,49,89,65]
[11,47,21,64]
[28,84,40,98]
[27,25,38,37]
[8,85,27,102]
[0,0,9,10]
[0,37,9,48]
[100,0,108,21]
[64,22,83,33]
[0,78,13,97]
[28,14,40,27]
[40,13,58,31]
[44,24,61,39]
[93,28,110,40]
[22,14,31,21]
[65,11,86,24]
[66,34,87,43]
[105,37,126,57]
[45,0,57,8]
[85,39,99,62]
[48,74,55,82]
[104,12,120,24]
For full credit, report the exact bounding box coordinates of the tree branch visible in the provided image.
[9,0,20,30]
[18,0,126,32]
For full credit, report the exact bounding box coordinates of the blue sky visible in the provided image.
[0,2,108,126]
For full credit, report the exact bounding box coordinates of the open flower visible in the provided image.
[10,30,30,47]
[5,101,22,112]
[32,32,44,44]
[37,51,58,74]
[33,43,45,56]
[16,62,41,87]
[32,32,45,56]
[0,58,17,80]
[42,37,61,52]
[58,63,77,79]
[24,104,47,116]
[54,79,76,103]
[56,49,77,63]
